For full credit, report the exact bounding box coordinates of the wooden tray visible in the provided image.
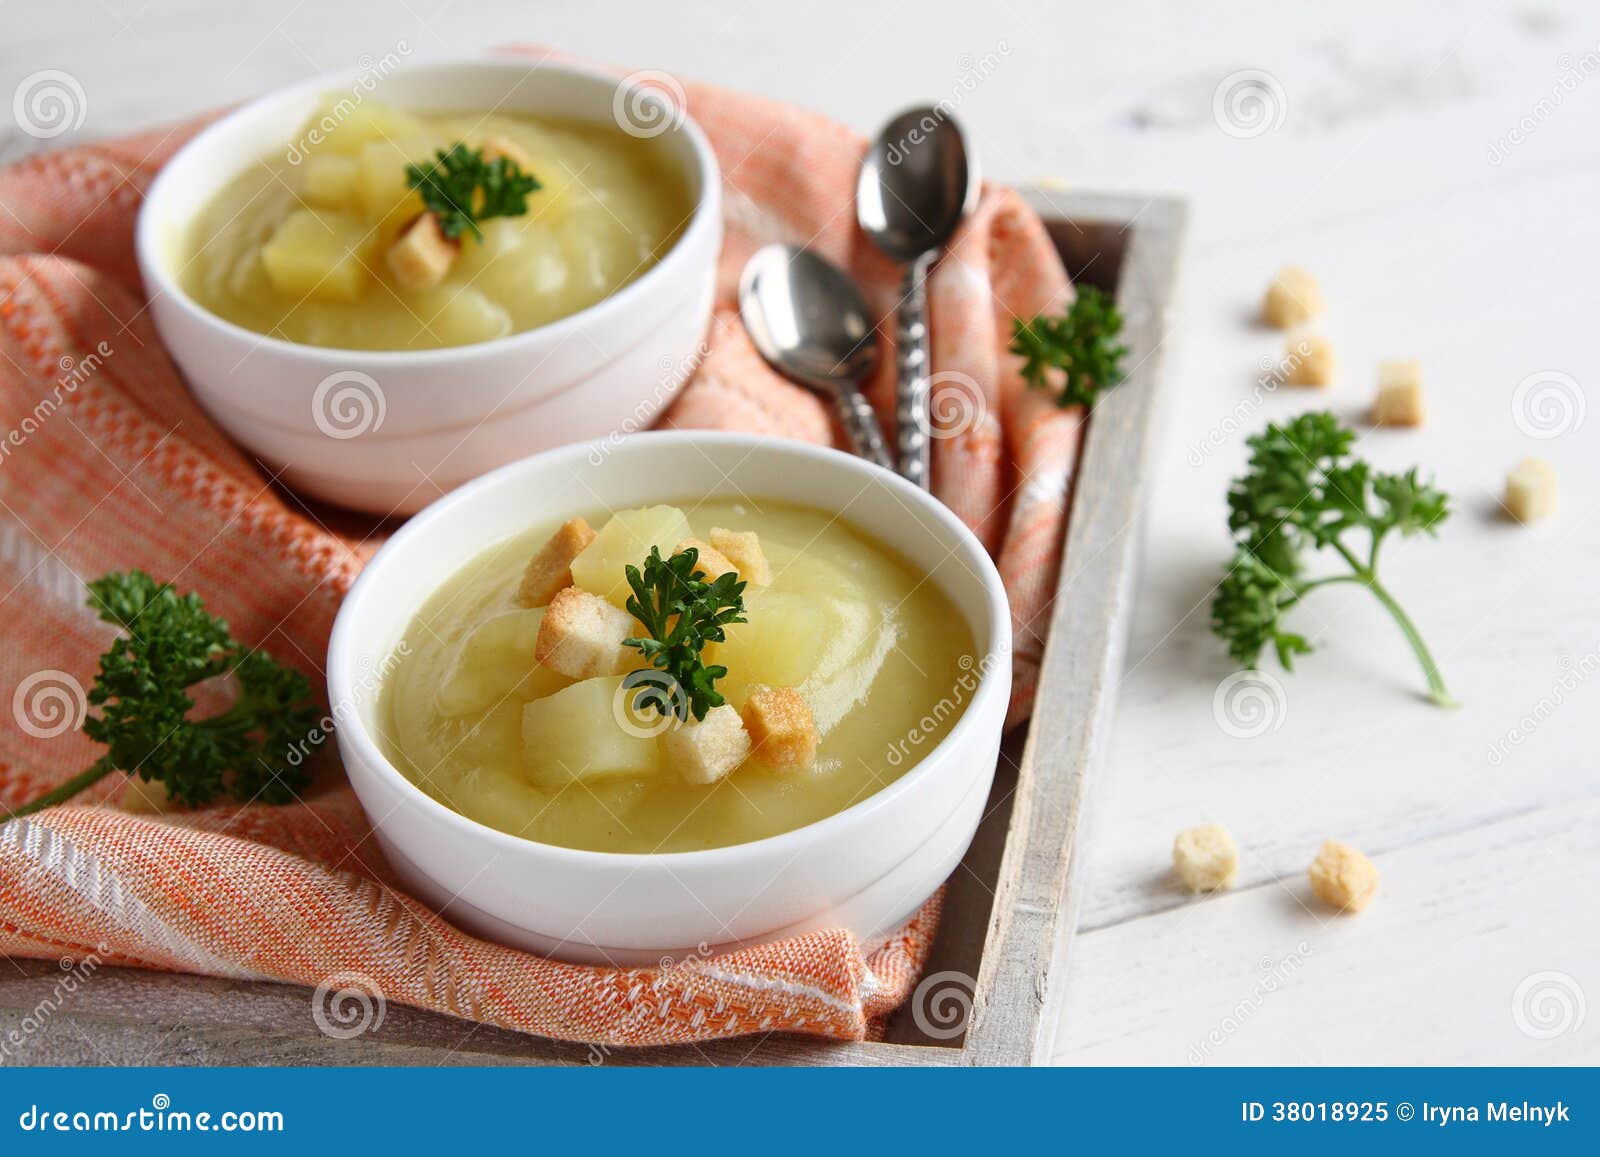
[0,189,1186,1067]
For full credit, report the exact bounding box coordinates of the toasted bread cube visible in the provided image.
[1263,265,1322,329]
[1372,359,1425,426]
[1285,333,1336,387]
[517,517,597,608]
[662,704,751,785]
[1172,822,1239,893]
[534,587,637,680]
[120,775,176,815]
[709,527,772,586]
[674,537,738,580]
[1308,839,1379,913]
[742,685,817,769]
[386,212,458,292]
[479,132,538,173]
[1504,458,1557,523]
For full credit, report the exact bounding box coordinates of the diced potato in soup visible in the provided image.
[377,500,976,853]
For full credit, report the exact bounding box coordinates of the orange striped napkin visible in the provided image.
[0,60,1079,1048]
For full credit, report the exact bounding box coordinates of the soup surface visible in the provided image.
[181,98,691,350]
[377,499,977,853]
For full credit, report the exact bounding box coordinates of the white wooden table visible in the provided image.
[2,0,1596,1065]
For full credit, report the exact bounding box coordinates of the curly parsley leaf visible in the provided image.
[1210,411,1455,705]
[621,547,747,722]
[1009,286,1129,409]
[404,142,540,241]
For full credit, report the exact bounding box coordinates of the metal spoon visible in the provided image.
[857,107,979,489]
[738,243,893,470]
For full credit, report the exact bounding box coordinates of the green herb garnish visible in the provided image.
[622,547,747,722]
[1009,285,1129,408]
[1211,411,1455,706]
[6,571,323,820]
[404,142,540,241]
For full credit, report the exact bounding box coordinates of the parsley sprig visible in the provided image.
[404,142,540,241]
[622,547,747,722]
[1010,286,1129,408]
[1211,411,1455,706]
[6,571,323,820]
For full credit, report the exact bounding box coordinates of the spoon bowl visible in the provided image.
[857,108,979,264]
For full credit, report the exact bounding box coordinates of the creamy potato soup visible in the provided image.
[377,500,976,853]
[181,99,691,350]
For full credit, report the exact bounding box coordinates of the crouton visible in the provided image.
[662,704,751,785]
[674,538,738,580]
[479,132,537,173]
[1285,333,1336,387]
[742,685,817,769]
[517,517,597,608]
[1372,359,1425,427]
[1263,265,1322,329]
[709,527,772,586]
[534,587,637,680]
[386,212,458,291]
[1308,839,1379,913]
[1172,822,1239,893]
[120,776,176,815]
[1504,458,1557,523]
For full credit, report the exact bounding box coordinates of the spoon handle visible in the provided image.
[894,253,934,489]
[836,388,893,471]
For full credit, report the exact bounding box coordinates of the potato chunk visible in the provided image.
[534,587,638,680]
[706,588,825,706]
[742,685,817,769]
[436,608,568,717]
[661,704,751,786]
[1285,333,1336,387]
[1372,359,1425,427]
[521,676,660,786]
[1308,839,1379,913]
[386,213,458,292]
[298,98,426,157]
[1504,458,1556,523]
[1172,822,1239,893]
[570,506,693,606]
[301,154,361,208]
[710,527,772,586]
[517,517,597,608]
[260,208,374,302]
[1263,265,1323,329]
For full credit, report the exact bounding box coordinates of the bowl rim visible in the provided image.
[327,430,1014,869]
[133,53,722,365]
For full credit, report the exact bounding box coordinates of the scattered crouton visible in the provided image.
[1285,333,1336,387]
[674,537,738,580]
[386,212,458,291]
[710,527,772,586]
[1308,839,1379,913]
[1173,822,1239,893]
[517,517,597,608]
[1263,265,1322,329]
[662,704,751,785]
[534,587,637,680]
[742,685,817,769]
[479,132,537,173]
[120,776,176,815]
[1504,458,1557,523]
[1372,359,1425,427]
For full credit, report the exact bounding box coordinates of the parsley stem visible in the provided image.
[5,754,119,820]
[1330,539,1455,707]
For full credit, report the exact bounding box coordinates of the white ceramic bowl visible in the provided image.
[136,57,721,516]
[328,433,1011,964]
